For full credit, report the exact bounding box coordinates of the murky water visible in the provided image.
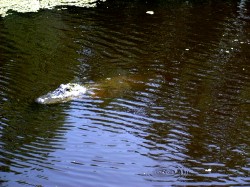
[1,0,250,186]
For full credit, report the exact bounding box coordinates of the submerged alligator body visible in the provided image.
[36,75,147,104]
[36,83,87,104]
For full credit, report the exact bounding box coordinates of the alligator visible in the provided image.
[35,75,147,104]
[36,83,87,104]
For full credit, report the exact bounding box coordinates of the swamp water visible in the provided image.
[0,0,250,186]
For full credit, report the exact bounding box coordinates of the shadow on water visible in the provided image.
[0,0,250,186]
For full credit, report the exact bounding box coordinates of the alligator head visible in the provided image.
[36,83,87,104]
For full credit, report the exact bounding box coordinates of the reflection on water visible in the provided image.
[0,0,250,186]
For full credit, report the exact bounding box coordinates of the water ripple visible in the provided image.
[1,1,250,186]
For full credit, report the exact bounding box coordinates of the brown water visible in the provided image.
[0,0,250,186]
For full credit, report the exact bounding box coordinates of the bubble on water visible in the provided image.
[152,168,176,177]
[140,165,192,178]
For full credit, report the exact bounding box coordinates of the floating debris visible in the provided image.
[146,11,154,15]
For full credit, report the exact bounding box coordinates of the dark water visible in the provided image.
[1,0,250,186]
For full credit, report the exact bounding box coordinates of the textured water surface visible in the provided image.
[0,0,250,186]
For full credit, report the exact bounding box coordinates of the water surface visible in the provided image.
[0,0,250,186]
